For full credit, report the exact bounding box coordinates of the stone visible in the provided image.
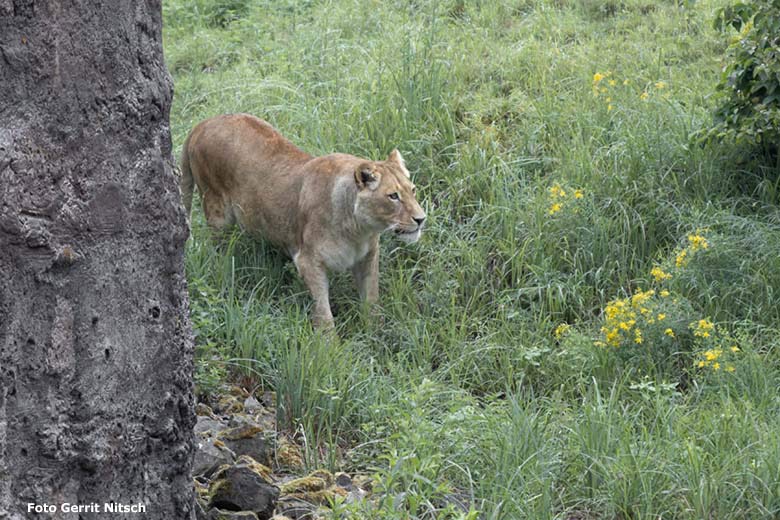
[195,415,228,437]
[219,424,273,466]
[196,403,216,417]
[278,470,347,510]
[280,474,328,495]
[206,509,259,520]
[276,438,304,471]
[274,498,319,520]
[228,386,250,398]
[244,395,264,413]
[234,455,274,482]
[208,461,279,520]
[352,475,375,492]
[195,498,210,520]
[334,472,352,490]
[193,437,236,478]
[214,395,245,415]
[345,487,368,505]
[228,413,262,429]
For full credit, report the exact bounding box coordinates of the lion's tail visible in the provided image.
[179,134,195,215]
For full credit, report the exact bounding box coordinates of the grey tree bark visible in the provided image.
[0,1,194,519]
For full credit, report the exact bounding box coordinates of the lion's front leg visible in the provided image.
[294,252,334,329]
[352,237,379,305]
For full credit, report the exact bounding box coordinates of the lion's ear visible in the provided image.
[388,149,410,178]
[355,164,381,190]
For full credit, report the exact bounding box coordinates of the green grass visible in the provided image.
[164,0,780,518]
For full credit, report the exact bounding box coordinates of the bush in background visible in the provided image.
[709,1,780,154]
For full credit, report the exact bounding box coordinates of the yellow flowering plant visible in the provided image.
[546,182,585,217]
[591,70,671,112]
[594,228,741,379]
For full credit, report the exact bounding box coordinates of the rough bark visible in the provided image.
[0,1,194,519]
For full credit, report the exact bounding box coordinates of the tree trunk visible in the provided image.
[0,1,194,519]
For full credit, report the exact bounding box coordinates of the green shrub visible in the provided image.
[709,1,780,153]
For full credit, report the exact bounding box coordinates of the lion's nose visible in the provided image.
[413,216,426,227]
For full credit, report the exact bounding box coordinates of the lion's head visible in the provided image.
[353,149,426,243]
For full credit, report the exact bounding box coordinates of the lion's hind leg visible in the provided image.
[201,191,237,236]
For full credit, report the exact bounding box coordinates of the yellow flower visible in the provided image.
[554,323,570,340]
[664,328,675,338]
[549,184,566,198]
[704,349,722,361]
[593,72,605,84]
[634,329,643,344]
[726,365,736,373]
[608,79,617,86]
[730,346,740,353]
[675,249,688,268]
[640,91,649,101]
[623,79,629,86]
[631,289,655,308]
[574,189,584,199]
[688,234,709,251]
[655,81,666,89]
[697,360,706,368]
[660,290,670,297]
[692,319,715,338]
[607,104,614,111]
[713,362,720,371]
[548,203,562,215]
[657,313,666,321]
[651,266,672,282]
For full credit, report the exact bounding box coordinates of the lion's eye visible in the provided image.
[388,192,400,201]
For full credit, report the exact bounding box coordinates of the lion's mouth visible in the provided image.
[392,225,422,244]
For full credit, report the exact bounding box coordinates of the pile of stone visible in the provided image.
[193,387,370,520]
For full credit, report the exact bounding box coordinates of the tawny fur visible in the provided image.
[180,113,426,329]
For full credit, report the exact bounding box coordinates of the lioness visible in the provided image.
[180,113,426,329]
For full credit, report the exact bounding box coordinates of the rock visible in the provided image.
[208,461,279,520]
[214,394,245,415]
[352,475,374,493]
[195,415,228,437]
[228,413,262,428]
[196,402,216,417]
[260,391,275,408]
[276,438,304,471]
[244,395,263,413]
[274,498,320,520]
[279,474,328,495]
[194,478,210,499]
[334,472,352,490]
[345,487,367,505]
[278,470,347,511]
[195,497,209,520]
[193,437,236,478]
[206,509,259,520]
[234,454,274,482]
[228,385,250,398]
[281,489,347,507]
[219,424,273,466]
